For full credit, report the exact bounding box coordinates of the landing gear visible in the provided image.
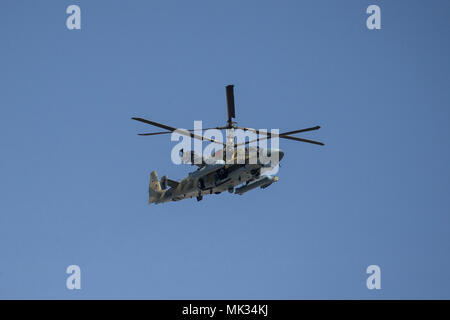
[228,187,234,193]
[197,179,205,190]
[196,194,203,201]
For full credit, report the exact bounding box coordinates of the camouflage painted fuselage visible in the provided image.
[148,147,283,204]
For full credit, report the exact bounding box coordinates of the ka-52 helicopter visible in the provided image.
[132,85,324,204]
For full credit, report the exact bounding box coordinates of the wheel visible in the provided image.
[228,187,234,193]
[196,194,203,201]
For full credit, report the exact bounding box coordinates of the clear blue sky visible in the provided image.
[1,0,450,299]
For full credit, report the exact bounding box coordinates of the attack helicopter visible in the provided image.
[132,85,323,204]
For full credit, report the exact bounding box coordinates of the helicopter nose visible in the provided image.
[268,148,284,161]
[276,149,284,161]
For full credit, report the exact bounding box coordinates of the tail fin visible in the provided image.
[149,171,163,204]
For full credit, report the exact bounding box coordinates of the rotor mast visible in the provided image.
[225,84,236,129]
[225,84,237,161]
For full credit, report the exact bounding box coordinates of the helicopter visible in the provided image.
[132,85,324,204]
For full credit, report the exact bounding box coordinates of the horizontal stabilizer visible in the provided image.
[167,178,179,188]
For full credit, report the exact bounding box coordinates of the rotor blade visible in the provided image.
[235,126,324,145]
[235,134,324,147]
[132,117,226,146]
[138,131,172,136]
[132,117,177,132]
[138,127,227,136]
[236,126,321,136]
[281,126,321,135]
[225,85,236,126]
[133,118,227,132]
[279,135,324,146]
